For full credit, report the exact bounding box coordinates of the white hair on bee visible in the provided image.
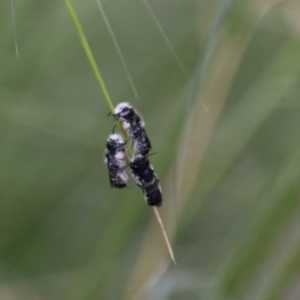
[114,102,132,115]
[108,133,125,144]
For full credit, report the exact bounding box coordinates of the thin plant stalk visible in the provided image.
[65,0,114,112]
[153,206,176,265]
[65,0,176,265]
[10,0,19,59]
[141,0,188,79]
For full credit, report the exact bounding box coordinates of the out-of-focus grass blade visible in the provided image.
[65,199,144,300]
[256,220,300,300]
[141,0,189,79]
[190,0,232,109]
[10,0,19,59]
[96,0,139,101]
[220,146,300,297]
[0,97,100,147]
[180,37,300,231]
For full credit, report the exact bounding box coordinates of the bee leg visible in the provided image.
[147,151,158,158]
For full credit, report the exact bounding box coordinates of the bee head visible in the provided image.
[114,102,134,120]
[107,133,125,150]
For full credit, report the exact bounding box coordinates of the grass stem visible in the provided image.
[10,0,19,60]
[65,0,114,113]
[153,206,176,265]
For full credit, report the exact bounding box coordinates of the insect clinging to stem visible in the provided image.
[113,102,152,156]
[64,0,176,264]
[104,133,129,188]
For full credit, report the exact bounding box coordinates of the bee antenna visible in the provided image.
[147,151,157,158]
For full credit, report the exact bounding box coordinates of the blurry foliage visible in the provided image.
[1,0,300,299]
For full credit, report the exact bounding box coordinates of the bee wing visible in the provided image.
[104,154,114,188]
[118,170,129,185]
[132,173,143,187]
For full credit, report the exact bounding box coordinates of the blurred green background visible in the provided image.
[1,0,300,299]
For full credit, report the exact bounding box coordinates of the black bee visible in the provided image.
[130,154,162,206]
[114,102,152,156]
[104,133,129,188]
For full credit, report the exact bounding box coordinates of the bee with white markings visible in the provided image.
[114,102,152,156]
[104,133,129,188]
[130,154,162,206]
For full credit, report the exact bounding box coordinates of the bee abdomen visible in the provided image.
[130,155,162,206]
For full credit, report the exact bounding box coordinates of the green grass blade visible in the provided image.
[220,152,300,296]
[191,0,232,108]
[64,0,114,112]
[180,37,300,231]
[259,233,300,300]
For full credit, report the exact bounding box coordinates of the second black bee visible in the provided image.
[104,133,129,188]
